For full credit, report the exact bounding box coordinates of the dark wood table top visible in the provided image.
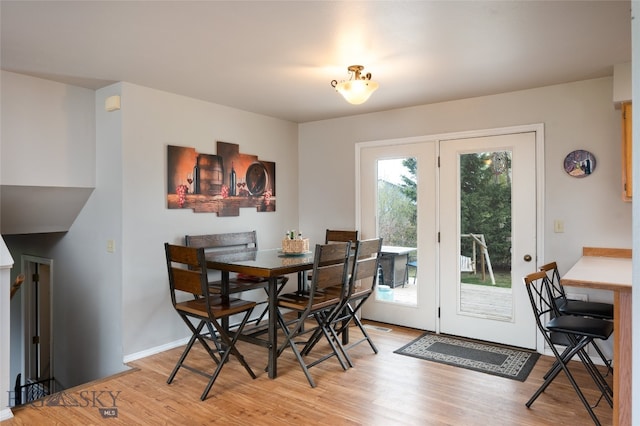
[205,247,316,278]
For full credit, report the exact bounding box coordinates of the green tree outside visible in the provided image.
[377,152,512,287]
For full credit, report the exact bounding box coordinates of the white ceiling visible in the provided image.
[0,1,632,123]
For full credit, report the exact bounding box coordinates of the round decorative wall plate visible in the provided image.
[563,150,595,178]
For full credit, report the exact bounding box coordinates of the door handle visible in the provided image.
[523,254,532,262]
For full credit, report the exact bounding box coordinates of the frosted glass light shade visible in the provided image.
[335,79,379,105]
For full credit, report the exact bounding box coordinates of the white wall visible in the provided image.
[3,74,299,391]
[299,77,632,302]
[1,70,106,391]
[1,71,95,187]
[102,83,299,357]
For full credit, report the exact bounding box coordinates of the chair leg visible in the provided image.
[332,302,378,355]
[277,310,316,388]
[527,337,605,426]
[350,310,379,353]
[200,309,257,401]
[544,339,612,404]
[303,311,350,370]
[168,320,221,384]
[546,340,612,380]
[589,340,613,376]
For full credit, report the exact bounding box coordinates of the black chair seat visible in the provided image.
[558,299,613,320]
[546,315,613,340]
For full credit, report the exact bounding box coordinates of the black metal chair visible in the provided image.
[276,241,352,387]
[539,261,613,320]
[523,271,613,426]
[539,261,613,373]
[164,243,257,400]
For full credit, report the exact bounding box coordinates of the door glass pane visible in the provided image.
[376,157,417,306]
[459,151,512,320]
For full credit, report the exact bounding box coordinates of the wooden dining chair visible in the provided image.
[185,231,289,324]
[325,229,359,244]
[164,243,257,400]
[523,271,612,425]
[306,229,358,282]
[303,238,383,367]
[276,241,352,387]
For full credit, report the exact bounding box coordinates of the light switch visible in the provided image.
[553,220,564,233]
[107,240,116,253]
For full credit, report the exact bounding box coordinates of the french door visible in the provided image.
[439,132,537,349]
[359,141,438,331]
[358,129,539,349]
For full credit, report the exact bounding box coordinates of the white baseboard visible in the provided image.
[123,337,189,364]
[0,407,14,421]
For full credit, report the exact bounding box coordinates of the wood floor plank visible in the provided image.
[6,321,612,425]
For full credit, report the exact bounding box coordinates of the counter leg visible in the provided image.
[615,290,632,426]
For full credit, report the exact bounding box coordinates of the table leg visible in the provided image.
[267,276,277,379]
[297,271,306,292]
[341,308,350,345]
[221,270,230,331]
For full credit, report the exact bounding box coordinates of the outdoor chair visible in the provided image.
[523,271,613,426]
[164,243,257,400]
[276,241,352,387]
[405,254,417,286]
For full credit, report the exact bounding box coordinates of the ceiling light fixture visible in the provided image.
[331,65,379,105]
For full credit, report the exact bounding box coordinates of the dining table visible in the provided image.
[560,247,632,426]
[205,247,316,379]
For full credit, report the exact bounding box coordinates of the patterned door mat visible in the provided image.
[394,332,540,381]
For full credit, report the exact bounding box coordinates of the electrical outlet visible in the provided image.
[566,292,588,302]
[553,220,564,233]
[107,240,115,253]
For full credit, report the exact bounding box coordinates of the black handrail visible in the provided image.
[13,374,55,406]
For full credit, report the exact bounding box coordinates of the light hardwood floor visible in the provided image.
[6,321,612,425]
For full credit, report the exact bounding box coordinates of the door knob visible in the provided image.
[523,254,532,262]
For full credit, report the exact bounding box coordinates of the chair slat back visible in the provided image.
[350,238,383,294]
[185,231,259,256]
[325,229,359,244]
[311,242,351,292]
[165,243,207,298]
[539,261,566,302]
